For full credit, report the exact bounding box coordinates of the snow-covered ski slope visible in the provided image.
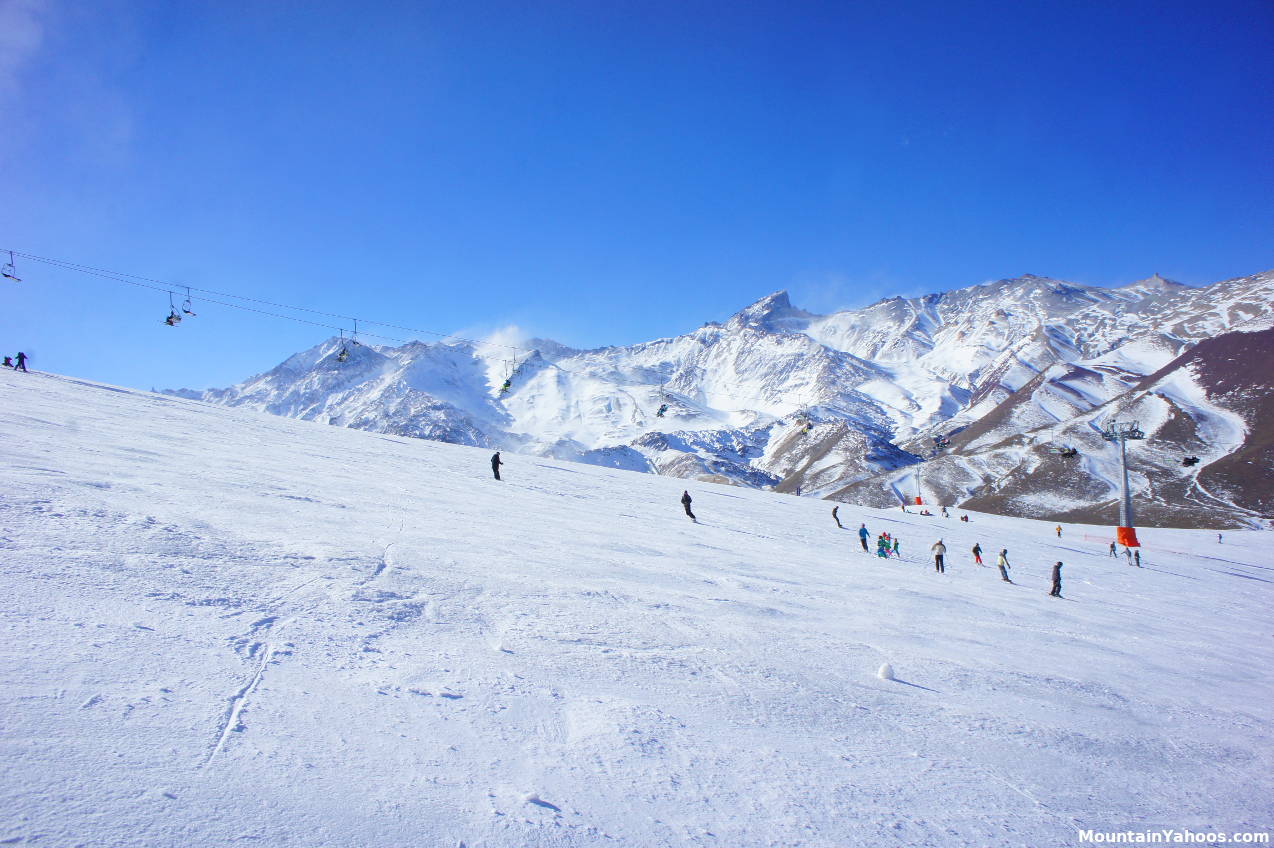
[2,369,1271,848]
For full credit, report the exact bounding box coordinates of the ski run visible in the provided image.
[2,368,1270,847]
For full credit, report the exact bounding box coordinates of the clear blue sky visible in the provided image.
[2,0,1272,390]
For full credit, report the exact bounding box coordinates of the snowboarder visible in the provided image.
[1049,561,1063,597]
[858,523,870,552]
[13,351,27,373]
[892,537,900,558]
[1134,549,1141,567]
[1217,533,1223,544]
[972,542,983,565]
[1055,525,1062,538]
[1109,541,1117,557]
[931,539,947,573]
[490,451,503,480]
[1,356,10,368]
[681,490,697,522]
[832,505,843,529]
[997,549,1012,583]
[941,506,949,518]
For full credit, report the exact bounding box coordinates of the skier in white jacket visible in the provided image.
[931,540,947,573]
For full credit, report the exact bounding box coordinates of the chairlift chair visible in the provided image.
[164,292,182,326]
[2,251,20,282]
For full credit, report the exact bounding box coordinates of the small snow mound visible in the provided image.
[878,663,895,681]
[522,794,561,812]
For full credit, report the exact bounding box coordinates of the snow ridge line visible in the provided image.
[203,617,292,768]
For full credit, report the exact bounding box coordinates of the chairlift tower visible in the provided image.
[1101,420,1146,548]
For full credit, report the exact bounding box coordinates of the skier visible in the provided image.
[1049,561,1063,597]
[972,542,983,565]
[857,523,869,552]
[931,539,947,573]
[832,505,843,529]
[1,356,10,368]
[490,451,503,481]
[1134,550,1141,567]
[892,537,900,558]
[1218,533,1223,544]
[681,490,697,522]
[876,535,890,558]
[941,506,949,518]
[996,549,1012,583]
[14,351,28,373]
[1055,525,1062,538]
[1108,541,1117,557]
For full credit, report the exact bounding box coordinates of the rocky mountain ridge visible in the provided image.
[168,268,1274,527]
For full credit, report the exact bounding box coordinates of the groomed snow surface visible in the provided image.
[2,370,1271,847]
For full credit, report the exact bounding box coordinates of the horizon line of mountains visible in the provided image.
[168,268,1274,529]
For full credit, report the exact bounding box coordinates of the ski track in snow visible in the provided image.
[1,370,1272,847]
[204,617,291,768]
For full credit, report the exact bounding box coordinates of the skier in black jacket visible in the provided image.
[14,351,28,372]
[1050,561,1063,597]
[491,451,503,480]
[681,490,696,522]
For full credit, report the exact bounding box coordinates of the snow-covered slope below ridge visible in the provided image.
[4,369,1272,847]
[169,268,1274,525]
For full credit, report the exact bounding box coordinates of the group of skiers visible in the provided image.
[857,521,1074,597]
[486,451,1120,600]
[1107,540,1142,566]
[2,351,28,372]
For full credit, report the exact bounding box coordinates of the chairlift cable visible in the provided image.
[1,248,528,354]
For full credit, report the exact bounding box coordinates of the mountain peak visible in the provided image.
[728,290,814,333]
[1124,273,1186,291]
[743,290,792,314]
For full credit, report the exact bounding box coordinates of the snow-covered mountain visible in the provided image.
[169,269,1274,528]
